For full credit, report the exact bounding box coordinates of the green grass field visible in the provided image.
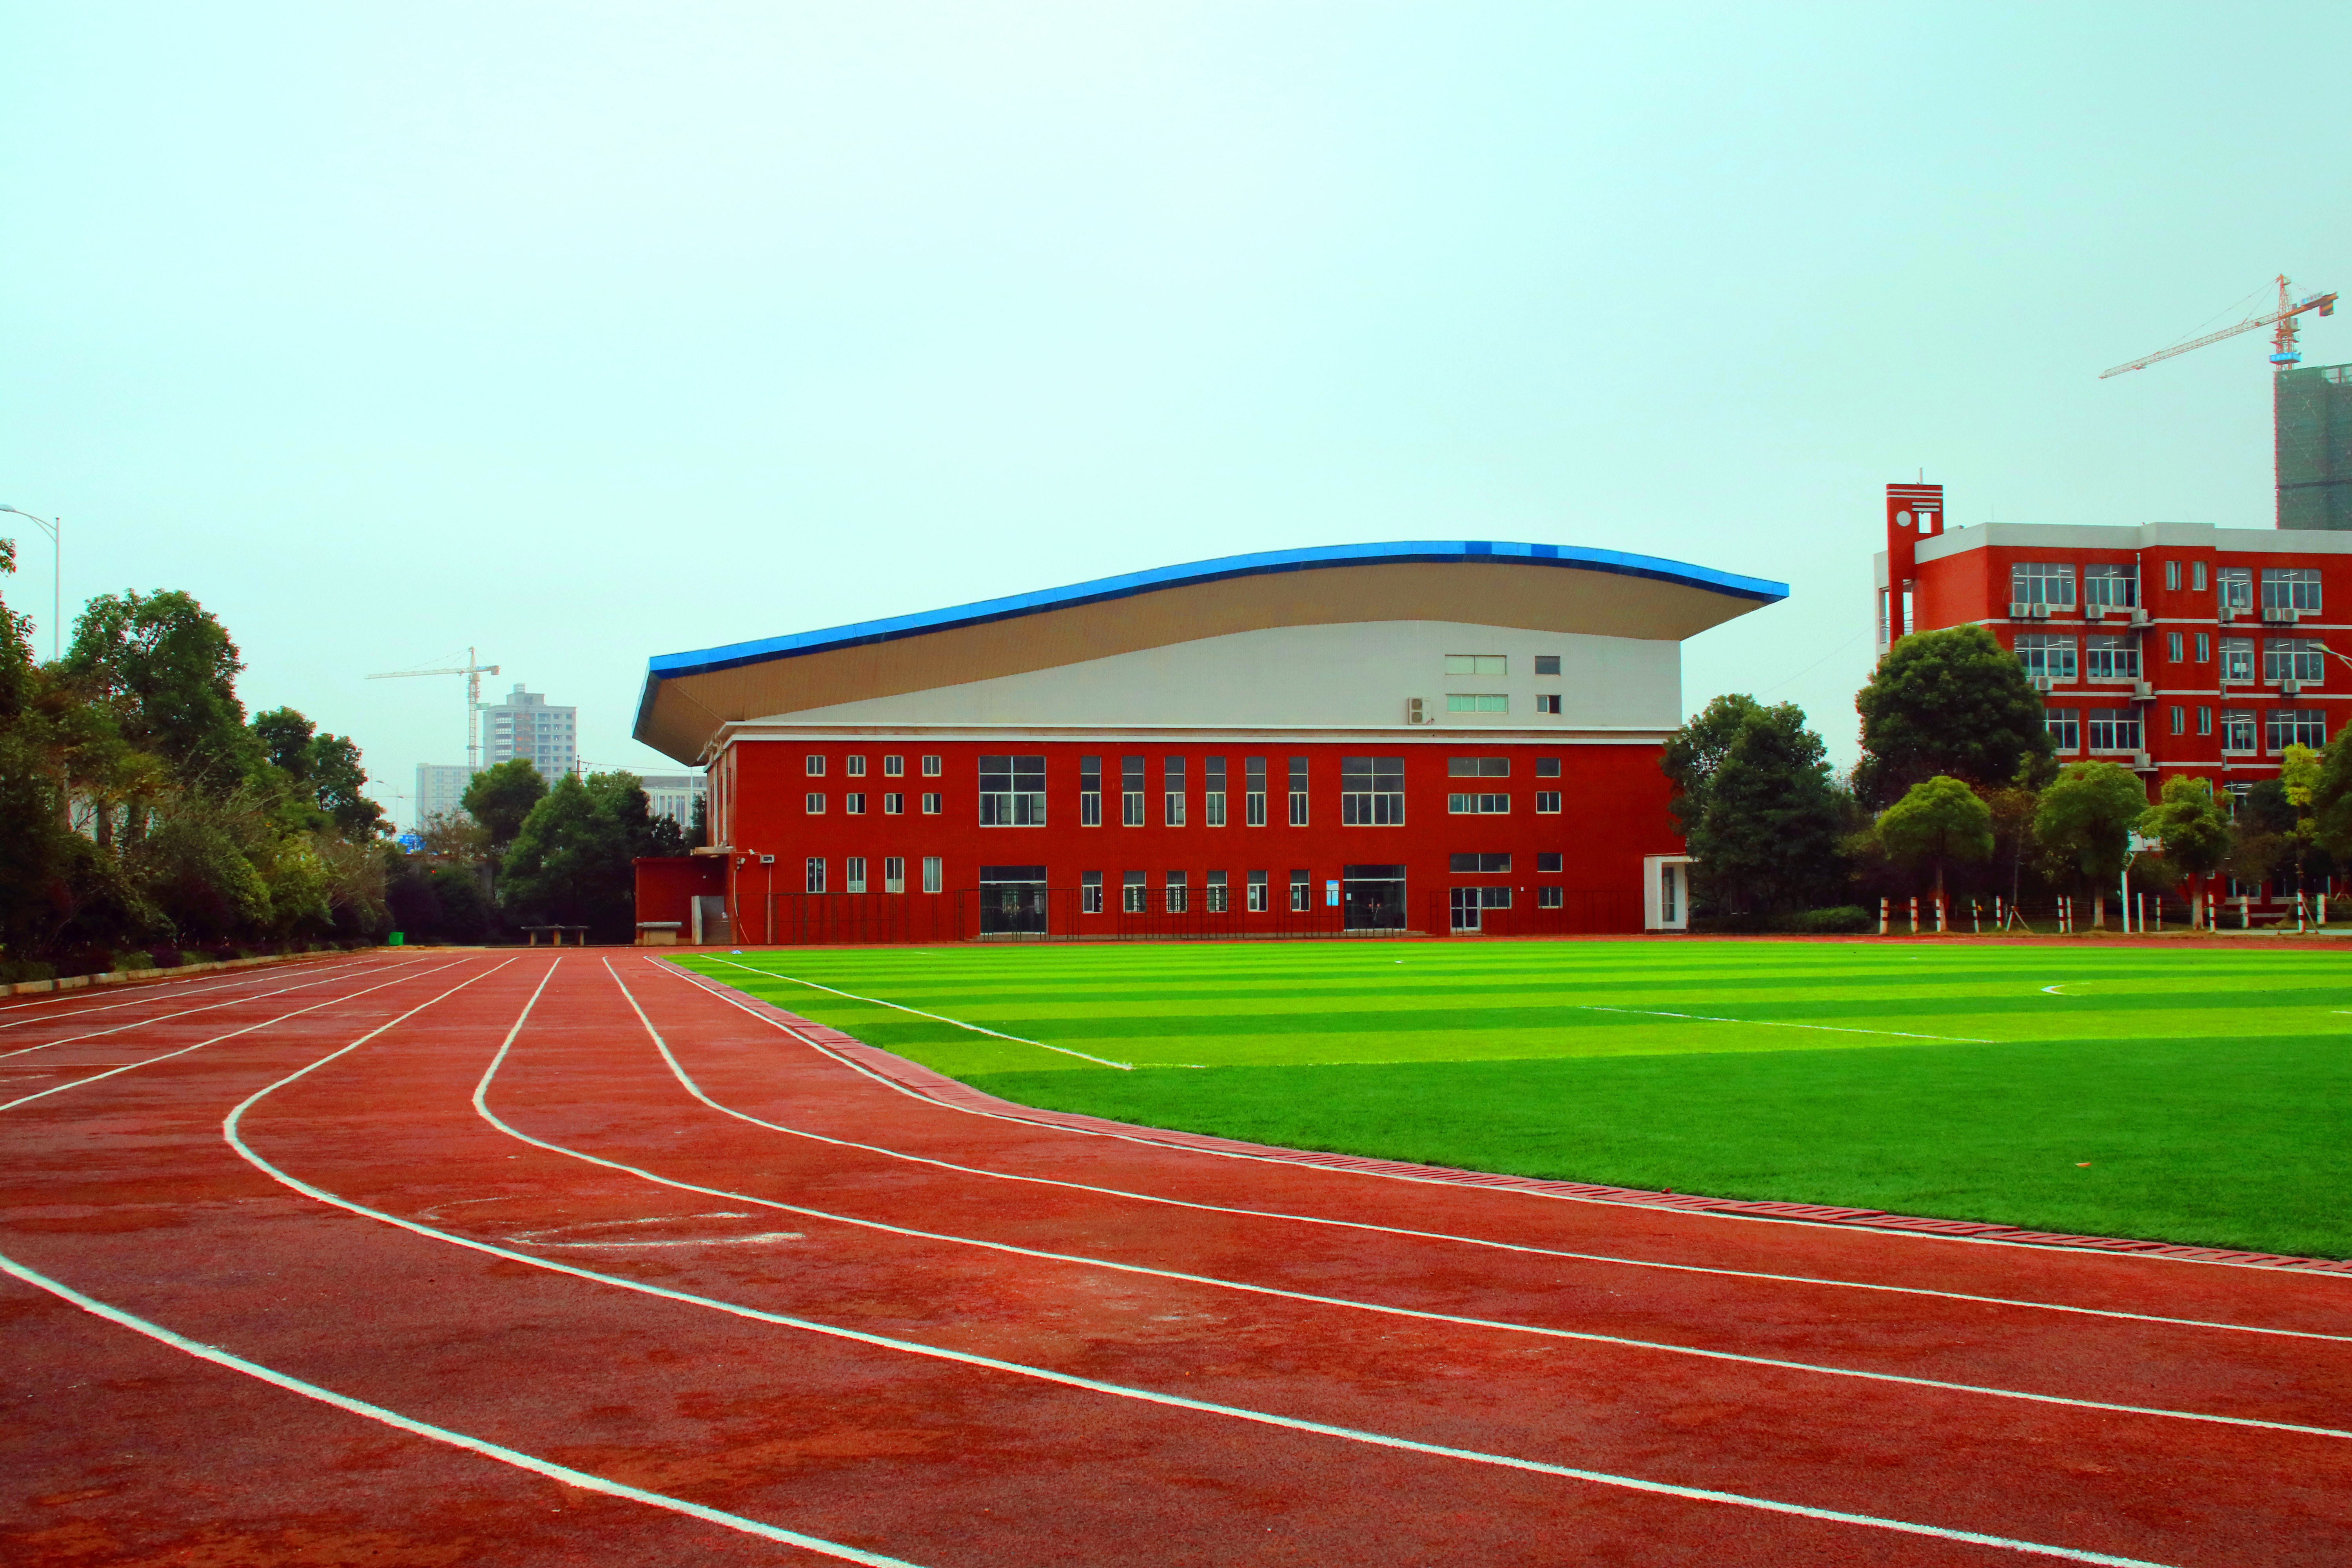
[679,938,2352,1259]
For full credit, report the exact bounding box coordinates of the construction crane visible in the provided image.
[368,647,500,770]
[2100,275,2338,379]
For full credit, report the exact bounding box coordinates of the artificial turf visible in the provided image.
[678,938,2352,1259]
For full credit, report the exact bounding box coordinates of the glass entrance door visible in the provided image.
[978,865,1048,935]
[1449,887,1480,931]
[1343,865,1406,930]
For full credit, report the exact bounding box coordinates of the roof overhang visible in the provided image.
[633,540,1786,764]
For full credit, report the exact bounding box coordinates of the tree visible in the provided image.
[1662,693,1767,837]
[1854,626,2056,807]
[1876,775,1993,910]
[251,706,388,840]
[2139,776,2231,926]
[1686,706,1848,917]
[463,759,548,848]
[2032,762,2147,929]
[65,590,254,791]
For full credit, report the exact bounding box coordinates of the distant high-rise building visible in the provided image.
[414,763,477,830]
[2278,362,2352,530]
[638,771,706,828]
[482,683,578,777]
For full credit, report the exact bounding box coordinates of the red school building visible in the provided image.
[630,541,1784,944]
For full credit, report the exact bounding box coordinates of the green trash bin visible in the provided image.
[388,932,405,946]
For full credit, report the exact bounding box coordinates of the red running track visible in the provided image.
[3,952,2348,1566]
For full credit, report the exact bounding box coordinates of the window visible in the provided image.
[921,755,942,777]
[1206,869,1228,912]
[2218,566,2253,611]
[1165,870,1187,913]
[1445,654,1507,674]
[884,857,906,894]
[1205,756,1227,827]
[845,792,867,815]
[1245,756,1267,827]
[1447,694,1509,713]
[1163,757,1187,827]
[2167,632,2183,663]
[2196,633,2210,662]
[2197,706,2212,736]
[846,755,867,777]
[1117,756,1145,826]
[2264,568,2323,613]
[2014,634,2077,682]
[2085,635,2136,679]
[804,857,826,893]
[2165,561,2181,591]
[845,857,867,893]
[884,793,904,815]
[2083,563,2137,608]
[1536,852,1563,873]
[978,755,1046,826]
[805,755,827,776]
[1534,791,1562,813]
[883,755,904,777]
[1340,756,1405,825]
[2192,561,2208,592]
[1534,655,1561,676]
[1289,869,1310,912]
[1122,871,1147,914]
[1535,757,1561,778]
[2269,709,2328,750]
[1535,694,1563,715]
[2087,710,2141,752]
[1080,755,1102,827]
[920,792,942,815]
[2265,639,2327,683]
[1448,853,1511,873]
[2221,709,2257,753]
[1537,886,1563,908]
[1448,792,1510,814]
[2220,638,2255,683]
[2171,706,2185,736]
[2010,562,2076,607]
[1448,757,1508,777]
[2045,708,2080,752]
[1082,871,1103,914]
[804,792,826,814]
[1288,757,1308,826]
[920,856,942,894]
[1246,869,1268,912]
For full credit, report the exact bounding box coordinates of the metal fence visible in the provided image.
[1423,889,1642,938]
[751,888,1388,946]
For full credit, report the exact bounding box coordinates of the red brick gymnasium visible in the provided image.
[631,541,1785,944]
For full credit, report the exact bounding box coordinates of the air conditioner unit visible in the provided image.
[2132,751,2155,771]
[2265,606,2299,624]
[2219,606,2239,622]
[1406,697,1430,725]
[2282,679,2302,696]
[2129,607,2151,626]
[2133,681,2154,700]
[2008,601,2032,618]
[2031,676,2054,693]
[2033,603,2053,619]
[2085,604,2110,621]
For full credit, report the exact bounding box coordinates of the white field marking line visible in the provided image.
[722,962,1134,1071]
[675,959,2352,1286]
[0,954,383,1025]
[455,958,2352,1444]
[0,967,399,1065]
[0,958,477,1113]
[2043,985,2072,995]
[635,969,2352,1347]
[0,1249,926,1568]
[226,981,2181,1568]
[506,1210,806,1249]
[1579,1005,1993,1044]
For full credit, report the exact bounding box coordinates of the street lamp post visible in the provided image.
[0,505,61,662]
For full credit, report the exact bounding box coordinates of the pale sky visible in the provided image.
[5,4,2348,827]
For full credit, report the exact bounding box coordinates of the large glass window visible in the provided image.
[1446,757,1510,777]
[2269,709,2328,751]
[2082,563,2138,608]
[2045,708,2080,752]
[883,857,906,893]
[2014,634,2077,682]
[1448,853,1511,873]
[1203,757,1227,826]
[1246,869,1268,912]
[1080,755,1102,827]
[1121,755,1145,827]
[804,857,826,893]
[1340,756,1405,825]
[1446,694,1508,713]
[2220,709,2256,753]
[1165,870,1188,913]
[1445,654,1506,674]
[1206,869,1228,912]
[1122,871,1146,913]
[1447,792,1511,814]
[1163,757,1187,827]
[1081,870,1102,913]
[845,857,867,893]
[2220,638,2256,683]
[2010,562,2075,607]
[922,856,942,894]
[2218,566,2253,611]
[1289,869,1311,912]
[1287,757,1309,826]
[2084,635,2138,681]
[978,755,1046,826]
[2265,639,2327,683]
[1244,757,1267,827]
[2263,568,2323,613]
[2086,710,2141,752]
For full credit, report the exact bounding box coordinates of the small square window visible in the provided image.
[1536,852,1563,873]
[845,755,867,777]
[883,755,904,776]
[1535,694,1563,715]
[804,755,826,777]
[1444,654,1507,675]
[1534,655,1561,676]
[1535,758,1561,777]
[920,792,942,815]
[1534,790,1562,813]
[1537,886,1563,908]
[845,792,867,815]
[804,792,825,814]
[883,792,905,815]
[921,755,943,777]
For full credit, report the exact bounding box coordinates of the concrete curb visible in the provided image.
[2,948,367,998]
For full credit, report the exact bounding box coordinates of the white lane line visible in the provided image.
[0,1249,925,1568]
[719,963,1134,1071]
[1579,1005,1992,1044]
[220,971,2178,1568]
[0,959,477,1112]
[672,960,2352,1302]
[0,959,428,1067]
[0,956,382,1031]
[2043,986,2071,996]
[452,960,2352,1444]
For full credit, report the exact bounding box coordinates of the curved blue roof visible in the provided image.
[647,539,1786,682]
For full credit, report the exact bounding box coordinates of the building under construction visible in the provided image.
[2278,361,2352,530]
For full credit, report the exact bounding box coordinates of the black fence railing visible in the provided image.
[750,888,1406,946]
[1424,889,1642,938]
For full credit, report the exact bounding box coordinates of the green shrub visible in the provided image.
[1775,906,1876,935]
[147,947,187,969]
[116,951,156,972]
[0,959,58,984]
